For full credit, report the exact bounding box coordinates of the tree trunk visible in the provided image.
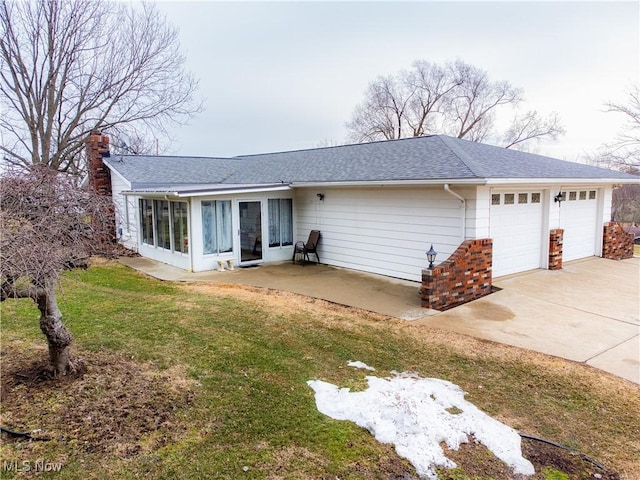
[37,281,75,377]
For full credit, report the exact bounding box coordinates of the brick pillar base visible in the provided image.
[419,239,493,311]
[602,222,634,260]
[548,229,564,270]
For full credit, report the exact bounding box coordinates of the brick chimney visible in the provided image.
[86,131,112,195]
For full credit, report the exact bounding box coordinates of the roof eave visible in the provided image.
[290,178,487,188]
[123,184,292,197]
[485,177,638,186]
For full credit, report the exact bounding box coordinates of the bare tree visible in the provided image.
[611,183,640,224]
[446,60,523,141]
[347,62,459,142]
[346,74,412,142]
[0,0,200,174]
[596,85,640,170]
[502,110,565,150]
[403,60,461,137]
[346,59,563,150]
[0,165,115,376]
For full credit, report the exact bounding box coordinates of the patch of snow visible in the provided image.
[347,360,375,371]
[307,366,534,479]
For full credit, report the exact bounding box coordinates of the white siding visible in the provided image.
[294,186,465,282]
[466,186,490,239]
[110,174,138,252]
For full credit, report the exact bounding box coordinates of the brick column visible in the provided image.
[85,132,116,242]
[548,229,564,270]
[602,222,634,260]
[419,239,493,311]
[86,132,112,195]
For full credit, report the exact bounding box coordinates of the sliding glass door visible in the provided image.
[239,201,262,263]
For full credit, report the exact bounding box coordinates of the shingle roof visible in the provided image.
[105,135,636,189]
[104,155,242,189]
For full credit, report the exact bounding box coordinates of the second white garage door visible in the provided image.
[559,189,599,261]
[490,191,544,277]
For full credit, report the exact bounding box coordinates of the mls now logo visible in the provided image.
[3,459,63,472]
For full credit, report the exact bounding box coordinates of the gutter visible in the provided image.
[444,184,466,242]
[484,177,638,185]
[291,179,485,188]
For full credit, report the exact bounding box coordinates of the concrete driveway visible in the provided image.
[413,257,640,384]
[120,256,639,384]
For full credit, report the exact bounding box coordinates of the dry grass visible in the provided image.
[1,263,638,480]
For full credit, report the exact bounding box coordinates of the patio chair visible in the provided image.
[292,230,321,265]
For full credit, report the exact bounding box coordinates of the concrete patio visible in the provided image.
[119,256,639,384]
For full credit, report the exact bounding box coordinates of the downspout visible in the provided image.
[444,184,466,242]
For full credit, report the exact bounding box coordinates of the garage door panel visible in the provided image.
[490,191,543,277]
[560,190,598,261]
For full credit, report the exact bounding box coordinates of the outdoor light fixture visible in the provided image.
[317,193,325,201]
[426,244,437,269]
[554,192,564,203]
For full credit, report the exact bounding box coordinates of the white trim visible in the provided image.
[291,179,485,188]
[485,178,636,185]
[123,185,291,197]
[178,186,291,197]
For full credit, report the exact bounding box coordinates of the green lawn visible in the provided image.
[1,262,638,479]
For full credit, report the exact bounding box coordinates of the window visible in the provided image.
[531,193,541,204]
[172,202,189,254]
[589,190,596,200]
[569,191,577,201]
[154,200,171,249]
[202,200,232,255]
[579,191,587,200]
[140,199,189,253]
[518,193,528,204]
[491,194,500,205]
[140,199,154,245]
[268,199,293,247]
[504,194,515,205]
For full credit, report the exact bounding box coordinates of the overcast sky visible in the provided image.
[154,1,639,162]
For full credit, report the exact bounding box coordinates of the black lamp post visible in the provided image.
[426,244,437,269]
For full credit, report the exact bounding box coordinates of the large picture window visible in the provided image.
[268,198,293,247]
[139,199,189,254]
[202,200,232,255]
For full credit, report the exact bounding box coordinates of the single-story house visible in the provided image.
[87,132,637,288]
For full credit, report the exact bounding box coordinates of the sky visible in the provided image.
[154,1,639,162]
[308,361,535,479]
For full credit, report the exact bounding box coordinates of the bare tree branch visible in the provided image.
[446,60,523,141]
[0,0,201,173]
[596,85,640,170]
[346,58,559,151]
[503,110,565,150]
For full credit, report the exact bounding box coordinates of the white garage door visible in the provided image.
[559,189,599,261]
[490,191,544,277]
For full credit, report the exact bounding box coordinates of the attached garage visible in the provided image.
[489,190,544,277]
[96,132,636,281]
[559,189,599,261]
